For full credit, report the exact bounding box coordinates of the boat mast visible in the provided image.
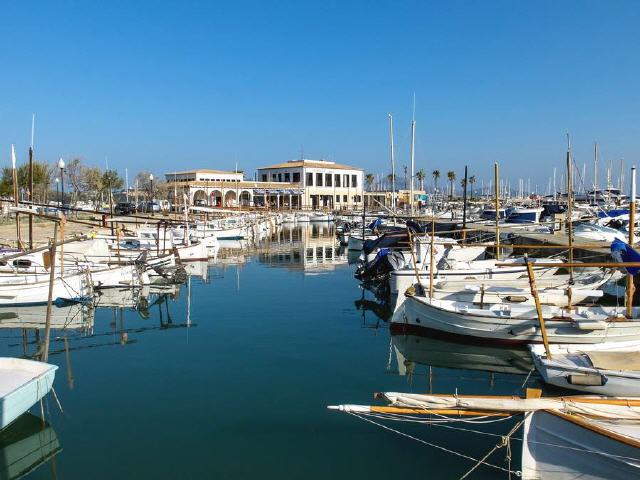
[409,94,416,216]
[388,114,396,212]
[28,114,35,250]
[566,134,574,290]
[593,142,598,204]
[494,162,500,260]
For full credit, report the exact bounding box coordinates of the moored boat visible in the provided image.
[0,358,57,430]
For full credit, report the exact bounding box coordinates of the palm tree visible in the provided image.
[386,173,396,190]
[447,171,456,199]
[432,169,441,194]
[416,169,426,191]
[365,173,375,191]
[468,176,476,200]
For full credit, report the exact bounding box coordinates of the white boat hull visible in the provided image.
[522,410,640,479]
[0,358,58,430]
[530,342,640,396]
[398,296,640,344]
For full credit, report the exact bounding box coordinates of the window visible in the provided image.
[351,175,358,188]
[335,174,341,187]
[316,173,323,186]
[306,172,313,186]
[261,174,267,182]
[272,174,277,181]
[325,174,332,187]
[344,174,350,188]
[353,195,361,203]
[293,172,300,182]
[336,195,340,202]
[278,173,282,182]
[284,173,290,182]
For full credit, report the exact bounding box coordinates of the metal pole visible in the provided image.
[409,114,415,216]
[60,167,64,211]
[28,145,33,250]
[566,137,574,288]
[494,162,500,259]
[462,166,468,230]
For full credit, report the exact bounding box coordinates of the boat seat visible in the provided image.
[586,351,640,371]
[573,319,607,330]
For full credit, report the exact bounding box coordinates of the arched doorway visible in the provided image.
[240,190,252,207]
[210,190,222,207]
[192,190,207,206]
[224,190,237,207]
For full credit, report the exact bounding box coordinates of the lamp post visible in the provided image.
[149,174,154,215]
[57,158,65,210]
[55,178,60,206]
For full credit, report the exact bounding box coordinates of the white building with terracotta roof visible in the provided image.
[166,169,243,184]
[256,159,363,209]
[164,160,363,210]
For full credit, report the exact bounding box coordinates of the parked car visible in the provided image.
[115,202,136,215]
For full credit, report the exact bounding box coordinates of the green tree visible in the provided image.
[432,169,440,194]
[101,169,123,194]
[447,171,456,199]
[469,176,476,200]
[386,173,396,190]
[416,169,426,191]
[0,161,52,202]
[365,173,375,191]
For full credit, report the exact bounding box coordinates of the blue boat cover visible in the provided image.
[598,209,629,219]
[611,238,640,275]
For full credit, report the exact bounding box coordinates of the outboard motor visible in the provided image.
[355,248,407,283]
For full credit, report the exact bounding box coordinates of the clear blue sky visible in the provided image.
[2,0,639,191]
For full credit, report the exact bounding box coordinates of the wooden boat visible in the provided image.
[390,256,562,295]
[0,358,57,430]
[0,271,92,306]
[522,409,640,479]
[329,391,640,480]
[530,341,640,396]
[398,295,640,344]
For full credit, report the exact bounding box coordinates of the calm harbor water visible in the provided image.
[1,225,530,479]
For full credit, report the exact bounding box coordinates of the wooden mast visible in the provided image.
[627,166,636,318]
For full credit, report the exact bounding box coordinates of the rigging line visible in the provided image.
[362,411,517,425]
[459,415,527,480]
[347,411,516,476]
[520,367,536,390]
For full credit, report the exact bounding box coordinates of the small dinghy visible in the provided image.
[0,358,57,430]
[530,341,640,396]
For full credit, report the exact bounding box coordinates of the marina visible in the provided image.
[2,2,640,478]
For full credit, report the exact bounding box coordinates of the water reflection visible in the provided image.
[391,332,533,377]
[255,224,348,273]
[0,413,61,479]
